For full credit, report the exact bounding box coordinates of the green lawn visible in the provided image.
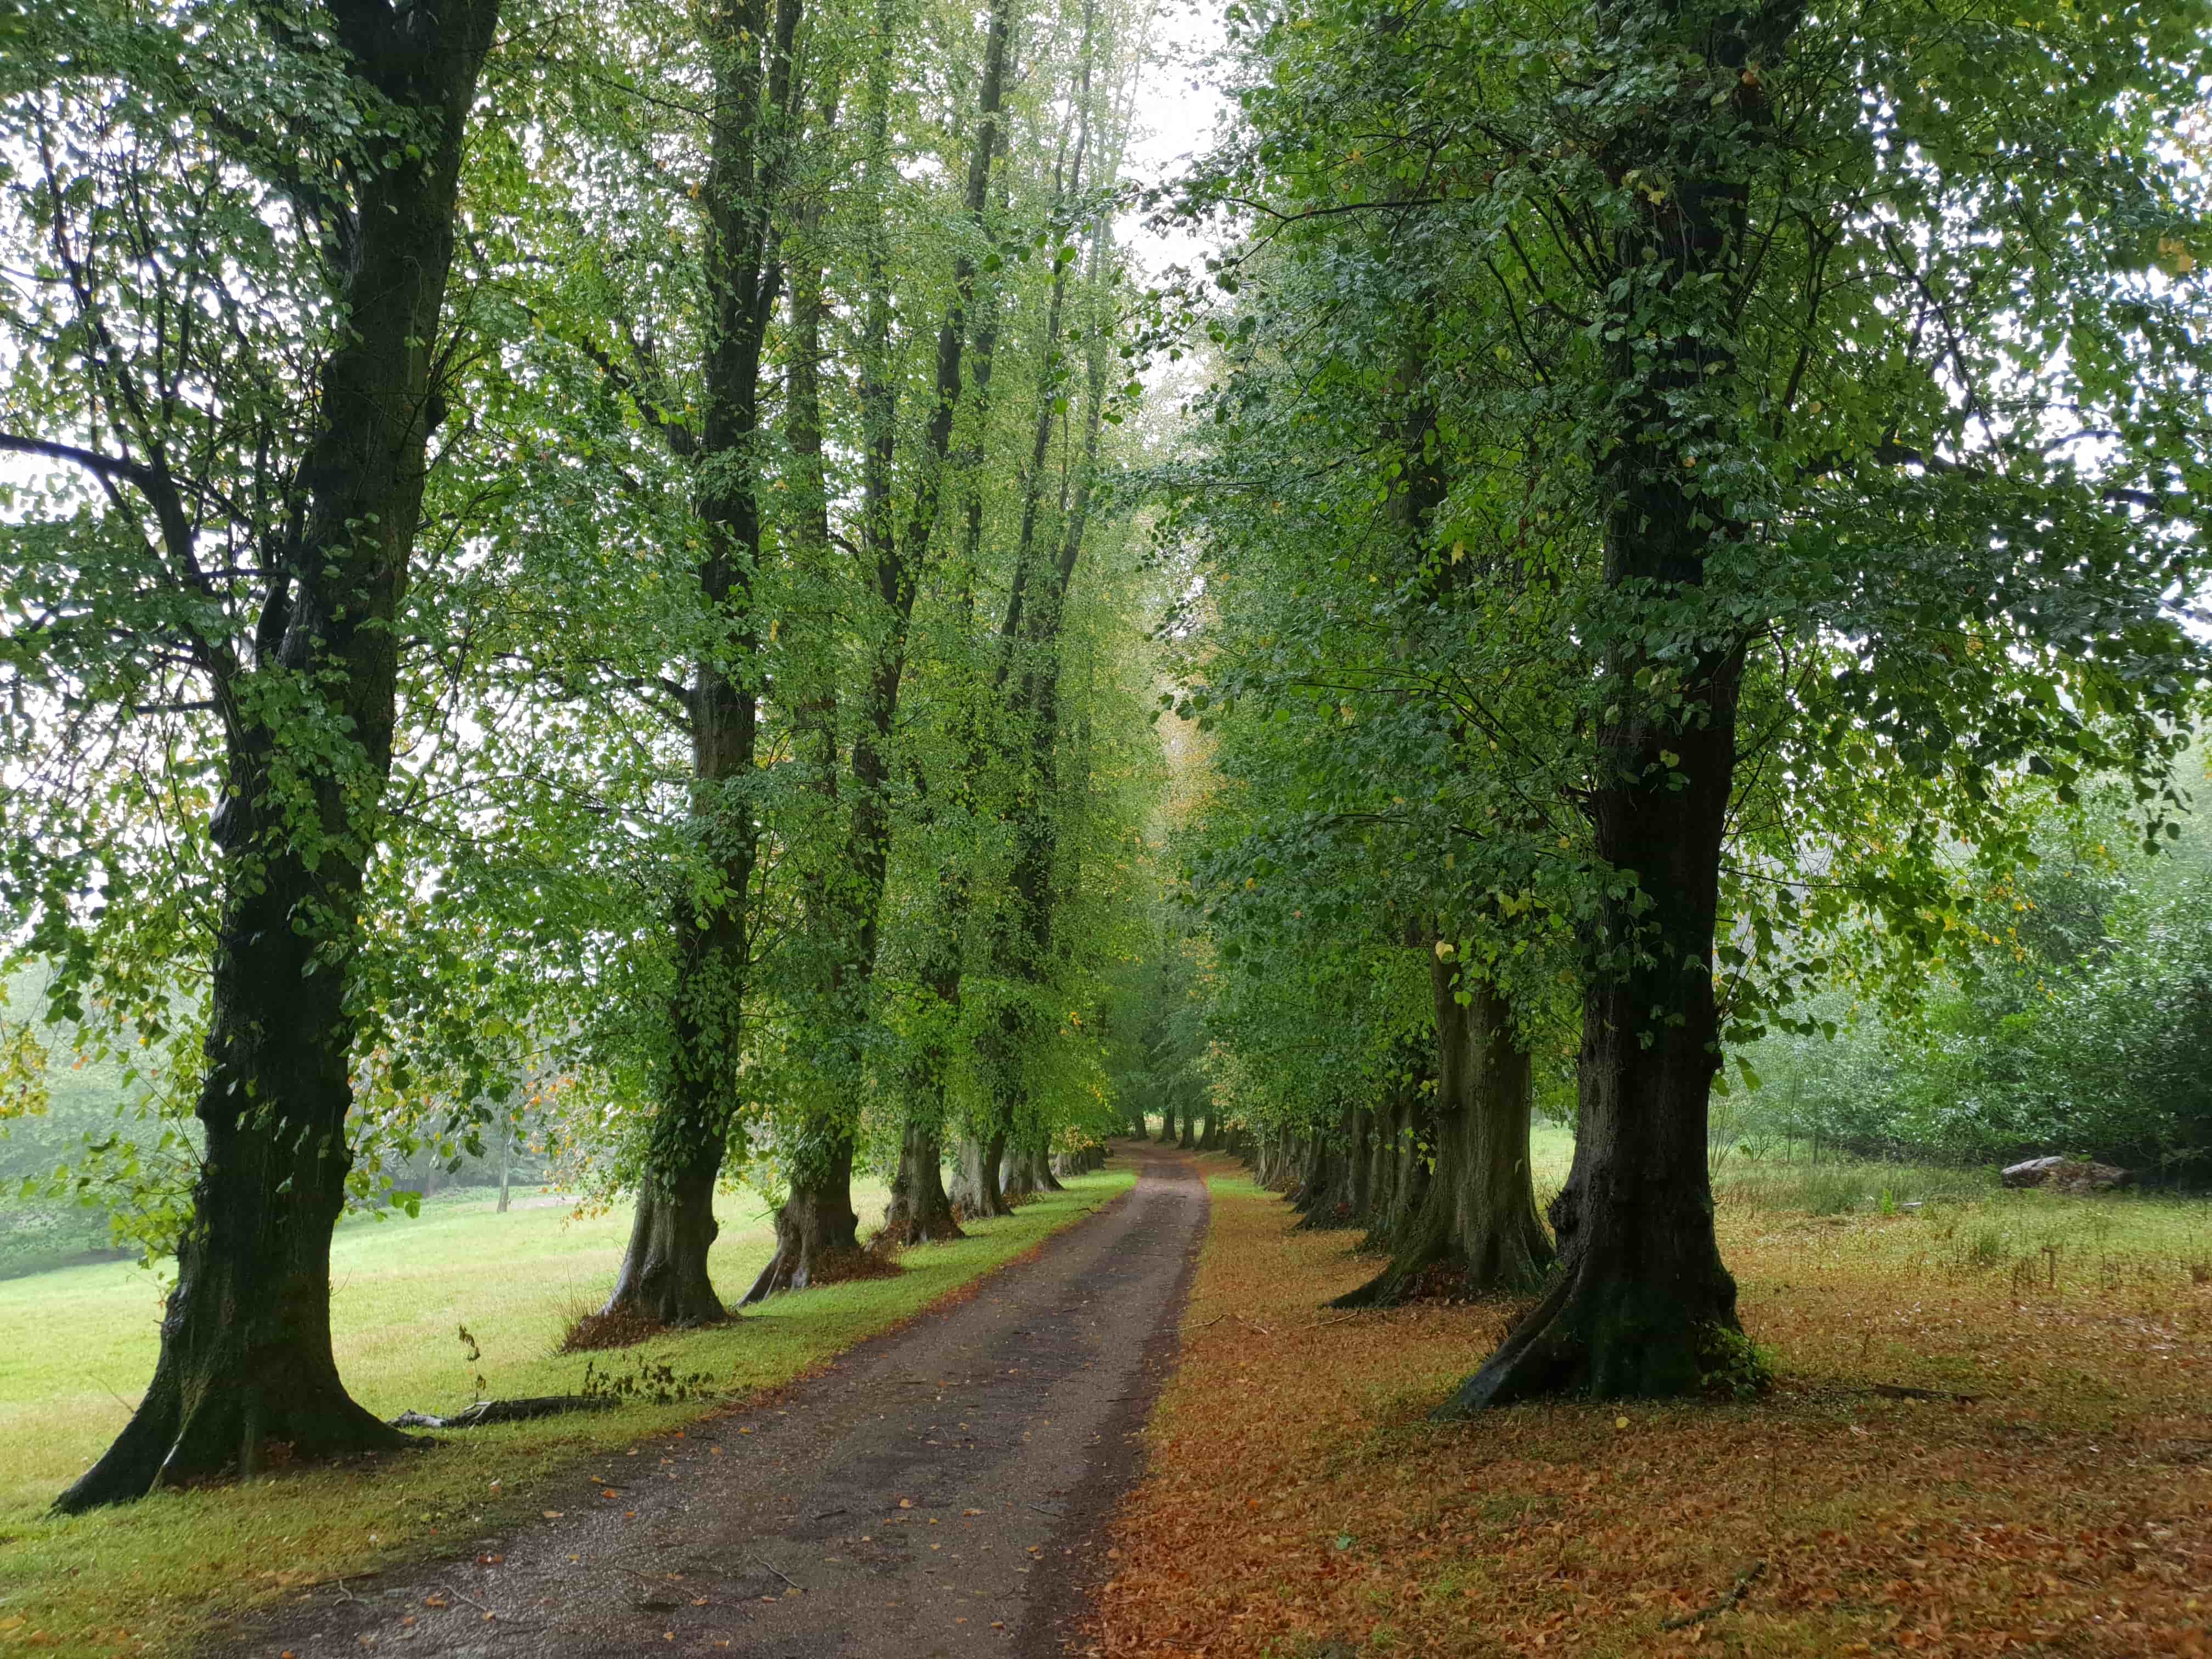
[0,1166,1134,1656]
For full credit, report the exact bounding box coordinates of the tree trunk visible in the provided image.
[1287,1134,1330,1212]
[947,1132,1011,1219]
[1345,1106,1374,1223]
[1336,969,1553,1308]
[878,1113,964,1247]
[600,0,805,1330]
[1001,1137,1064,1199]
[602,1134,726,1325]
[1158,1102,1177,1145]
[53,0,500,1515]
[1295,1105,1363,1230]
[744,1131,861,1301]
[1359,1076,1432,1254]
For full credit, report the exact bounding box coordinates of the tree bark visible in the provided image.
[602,1133,726,1324]
[1358,1070,1433,1255]
[1336,969,1552,1307]
[744,1132,860,1301]
[53,0,500,1515]
[1000,1137,1064,1199]
[878,1112,964,1247]
[947,1132,1011,1219]
[1295,1104,1364,1229]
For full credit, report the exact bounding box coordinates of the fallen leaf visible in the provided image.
[543,1510,565,1519]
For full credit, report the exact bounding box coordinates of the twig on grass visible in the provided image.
[1660,1559,1767,1631]
[751,1553,799,1590]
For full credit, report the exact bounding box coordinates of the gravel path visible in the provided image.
[232,1142,1208,1659]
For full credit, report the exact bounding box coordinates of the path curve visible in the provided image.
[233,1141,1207,1658]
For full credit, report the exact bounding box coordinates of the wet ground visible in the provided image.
[230,1142,1207,1659]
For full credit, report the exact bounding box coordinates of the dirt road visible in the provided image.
[233,1142,1207,1658]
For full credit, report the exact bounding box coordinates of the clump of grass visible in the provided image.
[1963,1226,2010,1269]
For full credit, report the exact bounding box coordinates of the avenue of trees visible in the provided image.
[1157,0,2212,1410]
[2,0,1165,1509]
[4,0,2210,1521]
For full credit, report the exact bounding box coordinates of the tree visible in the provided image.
[2,0,502,1509]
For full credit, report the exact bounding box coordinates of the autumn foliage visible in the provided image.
[1084,1159,2211,1657]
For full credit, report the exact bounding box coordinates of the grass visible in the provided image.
[0,1166,1133,1656]
[1086,1151,2212,1658]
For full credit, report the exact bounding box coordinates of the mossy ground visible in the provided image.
[0,1169,1132,1656]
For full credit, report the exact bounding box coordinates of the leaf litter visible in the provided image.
[1082,1162,2212,1657]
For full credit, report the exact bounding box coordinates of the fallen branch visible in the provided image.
[1660,1559,1767,1631]
[751,1553,799,1590]
[390,1395,619,1430]
[1872,1383,1980,1404]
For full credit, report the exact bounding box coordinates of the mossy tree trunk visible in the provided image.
[604,0,810,1325]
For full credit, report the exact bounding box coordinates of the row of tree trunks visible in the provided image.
[744,0,1017,1295]
[1051,1144,1108,1178]
[1334,969,1553,1307]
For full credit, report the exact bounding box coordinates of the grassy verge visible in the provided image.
[0,1166,1133,1656]
[1086,1153,2210,1658]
